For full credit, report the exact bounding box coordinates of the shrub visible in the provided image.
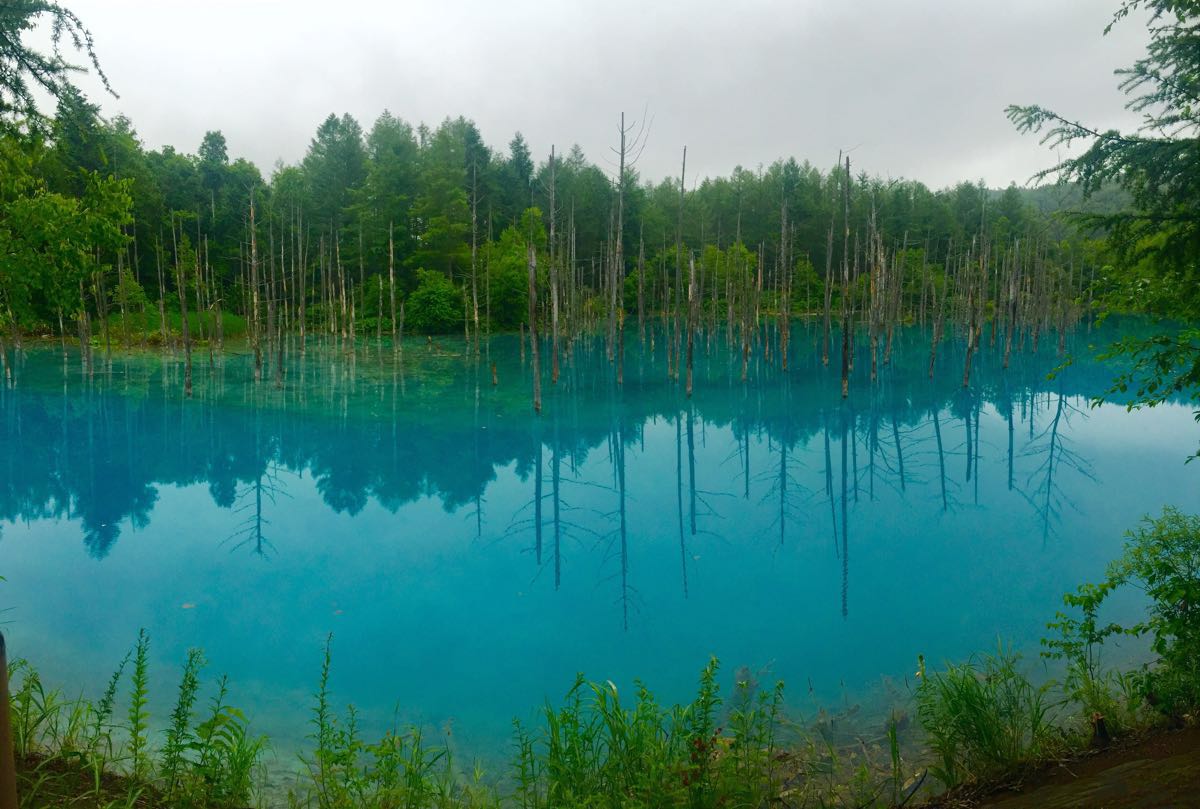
[405,269,462,334]
[1046,506,1200,723]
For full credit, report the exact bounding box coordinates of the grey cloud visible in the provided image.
[62,0,1148,188]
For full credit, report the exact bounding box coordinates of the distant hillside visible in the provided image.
[1011,182,1132,216]
[986,182,1131,241]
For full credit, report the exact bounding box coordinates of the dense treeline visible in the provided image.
[0,86,1099,338]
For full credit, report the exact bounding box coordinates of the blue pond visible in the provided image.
[1,320,1197,765]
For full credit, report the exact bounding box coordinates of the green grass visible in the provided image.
[102,309,249,345]
[913,647,1058,789]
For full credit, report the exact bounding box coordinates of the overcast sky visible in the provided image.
[50,0,1149,190]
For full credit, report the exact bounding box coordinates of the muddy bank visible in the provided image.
[920,725,1200,808]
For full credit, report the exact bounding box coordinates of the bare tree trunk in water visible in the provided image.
[297,211,307,353]
[930,249,950,378]
[840,156,851,398]
[0,332,10,386]
[172,219,193,398]
[963,246,980,389]
[673,146,686,381]
[156,235,170,351]
[117,250,128,350]
[470,163,480,348]
[268,218,278,382]
[609,114,626,370]
[77,280,92,375]
[822,153,839,366]
[58,309,67,362]
[272,221,283,389]
[780,197,790,371]
[549,146,560,384]
[388,223,397,350]
[250,192,262,382]
[637,225,645,343]
[686,253,697,397]
[1004,240,1021,369]
[528,244,541,414]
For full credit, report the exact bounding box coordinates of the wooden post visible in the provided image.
[0,632,19,809]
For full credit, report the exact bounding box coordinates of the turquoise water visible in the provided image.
[1,320,1197,765]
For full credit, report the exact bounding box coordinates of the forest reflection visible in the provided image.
[0,321,1151,623]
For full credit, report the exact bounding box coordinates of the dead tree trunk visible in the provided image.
[388,222,397,349]
[673,146,686,380]
[470,162,480,348]
[250,192,262,382]
[637,225,645,343]
[528,244,541,414]
[172,219,193,398]
[686,253,697,397]
[822,154,839,366]
[609,114,626,369]
[840,156,852,398]
[549,146,560,384]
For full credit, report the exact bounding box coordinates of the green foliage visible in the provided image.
[512,658,786,809]
[1048,507,1200,723]
[1112,508,1200,709]
[293,634,495,809]
[406,269,462,334]
[0,133,132,333]
[0,73,1104,345]
[0,0,112,123]
[1041,577,1145,736]
[914,648,1057,788]
[160,648,204,794]
[1009,0,1200,432]
[8,630,266,808]
[127,628,151,778]
[114,265,149,314]
[410,119,472,277]
[791,255,823,311]
[485,208,545,330]
[193,676,266,808]
[303,113,367,231]
[1099,329,1200,454]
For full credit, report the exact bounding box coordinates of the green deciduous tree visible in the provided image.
[486,207,546,329]
[405,268,461,334]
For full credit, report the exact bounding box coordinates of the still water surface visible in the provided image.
[1,321,1197,762]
